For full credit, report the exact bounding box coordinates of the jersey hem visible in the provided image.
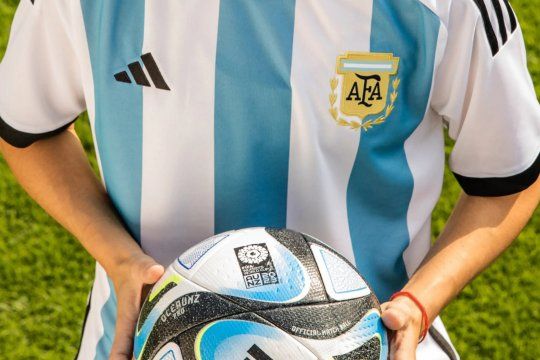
[0,114,76,148]
[429,326,459,360]
[453,151,540,196]
[74,285,93,360]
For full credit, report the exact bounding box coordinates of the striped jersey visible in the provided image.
[1,0,539,359]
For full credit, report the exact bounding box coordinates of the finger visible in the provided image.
[132,255,165,284]
[391,326,418,360]
[110,287,141,360]
[142,263,165,284]
[381,302,410,330]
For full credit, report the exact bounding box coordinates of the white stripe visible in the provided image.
[77,264,110,360]
[286,0,373,264]
[403,21,446,277]
[402,26,459,359]
[402,108,445,277]
[140,0,220,265]
[71,2,112,358]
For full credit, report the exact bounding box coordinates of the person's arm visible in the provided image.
[381,177,539,358]
[0,2,162,358]
[0,128,163,360]
[386,1,540,358]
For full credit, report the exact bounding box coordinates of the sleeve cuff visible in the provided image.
[0,115,75,148]
[453,153,540,197]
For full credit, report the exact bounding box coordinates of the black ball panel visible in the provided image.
[256,297,378,340]
[140,290,245,360]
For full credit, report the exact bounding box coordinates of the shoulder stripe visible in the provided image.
[503,0,518,32]
[0,115,75,148]
[490,0,508,44]
[472,0,500,55]
[454,152,540,197]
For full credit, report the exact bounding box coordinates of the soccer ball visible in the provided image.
[134,228,388,360]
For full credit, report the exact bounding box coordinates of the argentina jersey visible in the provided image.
[0,0,538,359]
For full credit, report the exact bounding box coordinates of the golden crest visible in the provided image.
[329,52,400,131]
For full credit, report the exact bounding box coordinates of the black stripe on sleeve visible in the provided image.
[127,61,151,87]
[141,53,171,91]
[502,0,518,32]
[0,115,76,148]
[453,153,540,197]
[491,0,508,44]
[472,0,500,55]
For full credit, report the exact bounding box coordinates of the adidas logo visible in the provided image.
[244,344,273,360]
[114,53,171,91]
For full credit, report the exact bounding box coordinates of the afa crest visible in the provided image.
[330,52,400,131]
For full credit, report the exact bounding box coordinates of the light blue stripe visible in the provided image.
[340,65,395,73]
[347,0,440,301]
[214,0,296,233]
[80,1,146,358]
[341,60,395,65]
[94,279,118,360]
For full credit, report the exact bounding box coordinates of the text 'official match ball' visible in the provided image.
[134,228,388,360]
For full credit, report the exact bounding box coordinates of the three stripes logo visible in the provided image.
[473,0,518,56]
[114,53,171,91]
[244,344,273,360]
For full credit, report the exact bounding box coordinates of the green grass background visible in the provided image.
[0,1,538,358]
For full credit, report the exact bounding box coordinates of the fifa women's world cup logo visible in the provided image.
[329,52,400,131]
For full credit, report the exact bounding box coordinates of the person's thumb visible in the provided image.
[381,302,408,330]
[133,255,165,285]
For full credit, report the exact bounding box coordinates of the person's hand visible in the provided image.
[108,252,165,360]
[381,296,425,360]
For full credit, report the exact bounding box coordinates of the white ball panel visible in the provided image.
[311,244,371,301]
[152,342,183,360]
[173,228,311,303]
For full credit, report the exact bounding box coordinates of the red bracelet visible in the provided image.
[390,291,430,343]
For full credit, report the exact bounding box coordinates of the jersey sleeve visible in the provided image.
[0,0,85,148]
[431,0,540,196]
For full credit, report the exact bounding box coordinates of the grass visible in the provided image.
[0,1,538,359]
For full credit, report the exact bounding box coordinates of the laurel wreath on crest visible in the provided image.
[329,77,400,131]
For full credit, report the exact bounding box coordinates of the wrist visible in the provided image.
[402,278,452,325]
[84,232,145,282]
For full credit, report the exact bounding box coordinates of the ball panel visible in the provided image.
[303,233,380,307]
[255,297,378,340]
[138,268,183,332]
[265,228,328,304]
[194,314,317,360]
[174,228,313,307]
[310,244,371,301]
[153,342,183,360]
[177,233,231,270]
[296,309,388,359]
[134,275,245,360]
[333,336,382,360]
[174,313,319,360]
